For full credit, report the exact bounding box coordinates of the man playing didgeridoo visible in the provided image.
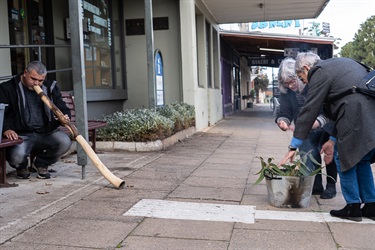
[0,61,72,179]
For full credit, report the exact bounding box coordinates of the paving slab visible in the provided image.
[228,228,337,250]
[122,236,229,250]
[131,218,234,241]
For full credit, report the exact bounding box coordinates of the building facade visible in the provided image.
[0,0,333,132]
[1,0,228,132]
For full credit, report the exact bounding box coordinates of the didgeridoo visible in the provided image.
[33,85,125,189]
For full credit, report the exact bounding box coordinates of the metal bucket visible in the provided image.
[265,175,314,208]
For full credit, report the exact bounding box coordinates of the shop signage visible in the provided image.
[250,20,301,30]
[155,50,164,106]
[247,55,285,67]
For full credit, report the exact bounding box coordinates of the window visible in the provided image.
[205,20,212,88]
[82,0,113,88]
[5,0,126,96]
[212,28,219,89]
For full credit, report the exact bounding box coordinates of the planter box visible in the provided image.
[96,126,196,152]
[266,175,314,208]
[0,104,7,143]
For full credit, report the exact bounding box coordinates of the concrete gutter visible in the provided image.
[68,126,197,152]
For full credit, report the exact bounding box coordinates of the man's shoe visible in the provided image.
[32,164,51,179]
[320,183,337,199]
[330,203,362,222]
[16,168,30,179]
[362,202,375,220]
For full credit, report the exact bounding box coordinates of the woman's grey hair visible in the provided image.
[295,52,321,73]
[26,61,47,75]
[278,57,305,94]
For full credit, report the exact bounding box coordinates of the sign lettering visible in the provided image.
[251,20,301,30]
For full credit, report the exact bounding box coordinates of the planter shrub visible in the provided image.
[96,102,195,142]
[253,151,332,208]
[157,102,195,132]
[253,151,322,186]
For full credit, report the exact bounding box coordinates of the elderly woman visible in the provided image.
[275,57,337,199]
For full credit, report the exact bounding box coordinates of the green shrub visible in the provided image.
[156,102,195,132]
[96,102,195,142]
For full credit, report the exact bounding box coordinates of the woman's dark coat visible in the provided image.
[276,86,308,124]
[294,57,375,171]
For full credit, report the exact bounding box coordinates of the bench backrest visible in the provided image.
[61,92,76,122]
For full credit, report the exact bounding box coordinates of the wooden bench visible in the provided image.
[0,138,23,188]
[60,92,107,152]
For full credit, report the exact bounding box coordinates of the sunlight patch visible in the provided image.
[124,199,375,225]
[124,199,256,224]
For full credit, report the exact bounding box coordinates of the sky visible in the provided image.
[238,0,375,47]
[262,0,375,79]
[312,0,375,46]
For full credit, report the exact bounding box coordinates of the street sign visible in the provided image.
[322,22,330,34]
[284,48,300,57]
[155,50,164,106]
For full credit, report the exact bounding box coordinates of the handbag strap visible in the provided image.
[327,61,375,104]
[328,86,375,104]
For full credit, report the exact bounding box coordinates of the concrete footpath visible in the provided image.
[1,104,374,250]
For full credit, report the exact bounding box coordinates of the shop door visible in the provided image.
[232,65,240,111]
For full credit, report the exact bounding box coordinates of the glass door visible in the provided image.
[232,65,240,111]
[8,0,46,75]
[29,0,46,62]
[8,0,29,74]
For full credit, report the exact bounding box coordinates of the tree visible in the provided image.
[340,42,354,58]
[253,74,269,103]
[341,15,375,67]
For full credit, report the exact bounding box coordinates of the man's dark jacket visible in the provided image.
[294,58,375,171]
[0,74,71,134]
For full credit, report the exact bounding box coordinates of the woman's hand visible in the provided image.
[277,120,294,131]
[278,150,297,167]
[321,139,335,164]
[311,120,320,129]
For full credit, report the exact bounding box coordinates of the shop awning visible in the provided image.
[221,30,334,60]
[202,0,330,24]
